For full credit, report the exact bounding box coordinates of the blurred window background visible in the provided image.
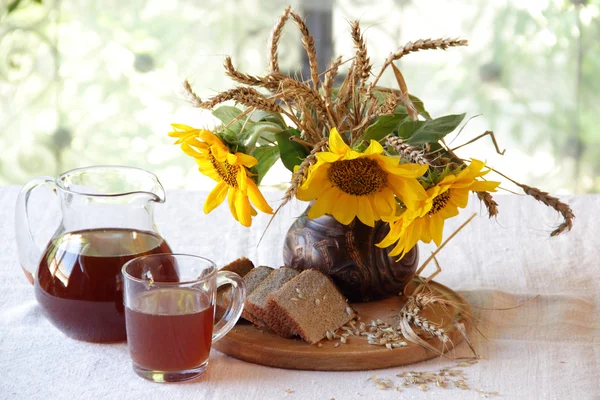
[1,0,598,193]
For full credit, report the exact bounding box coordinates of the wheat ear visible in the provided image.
[184,84,283,114]
[275,75,334,130]
[518,184,574,236]
[377,93,399,115]
[223,57,264,86]
[289,11,320,90]
[386,136,431,165]
[477,191,499,218]
[391,38,469,61]
[370,38,468,90]
[268,6,291,74]
[283,138,327,203]
[350,20,371,82]
[483,166,575,237]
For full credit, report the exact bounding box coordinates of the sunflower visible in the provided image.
[296,128,428,227]
[169,124,273,227]
[377,159,500,257]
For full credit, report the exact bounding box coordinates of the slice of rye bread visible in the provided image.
[264,269,356,344]
[244,267,299,331]
[225,266,274,325]
[215,258,255,319]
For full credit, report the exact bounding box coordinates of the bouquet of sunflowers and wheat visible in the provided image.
[169,6,574,261]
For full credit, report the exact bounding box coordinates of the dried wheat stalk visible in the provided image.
[299,103,322,144]
[268,5,291,73]
[335,68,357,134]
[391,38,469,61]
[482,164,575,237]
[518,184,574,236]
[182,79,203,107]
[224,56,265,86]
[370,38,469,91]
[282,138,327,204]
[323,55,343,107]
[184,84,284,114]
[290,11,320,90]
[351,20,371,82]
[402,295,449,343]
[386,136,431,165]
[377,93,399,115]
[477,191,499,218]
[275,75,334,129]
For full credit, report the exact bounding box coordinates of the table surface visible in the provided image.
[1,186,598,400]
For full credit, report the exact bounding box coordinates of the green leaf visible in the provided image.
[396,117,425,140]
[212,106,253,133]
[399,113,466,145]
[246,121,285,149]
[250,145,280,184]
[359,114,406,143]
[250,110,287,128]
[275,129,309,172]
[409,94,432,120]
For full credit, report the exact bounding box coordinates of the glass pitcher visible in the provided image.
[15,166,172,343]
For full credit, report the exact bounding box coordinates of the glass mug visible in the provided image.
[122,254,245,382]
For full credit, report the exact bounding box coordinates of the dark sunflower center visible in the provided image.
[428,190,451,216]
[327,158,387,196]
[209,154,239,187]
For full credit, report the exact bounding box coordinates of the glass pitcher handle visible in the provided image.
[212,271,246,343]
[15,177,57,284]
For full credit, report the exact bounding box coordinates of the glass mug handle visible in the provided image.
[212,271,246,343]
[15,177,57,284]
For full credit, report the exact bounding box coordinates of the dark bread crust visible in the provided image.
[215,258,255,320]
[221,257,255,276]
[264,297,303,339]
[219,265,273,324]
[244,267,299,328]
[263,269,356,343]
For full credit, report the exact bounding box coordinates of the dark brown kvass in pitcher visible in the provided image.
[35,228,172,342]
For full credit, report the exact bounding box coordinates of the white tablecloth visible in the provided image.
[1,186,598,400]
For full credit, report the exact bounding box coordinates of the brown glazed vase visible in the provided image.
[283,206,419,302]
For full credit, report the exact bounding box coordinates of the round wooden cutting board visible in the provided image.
[213,280,470,371]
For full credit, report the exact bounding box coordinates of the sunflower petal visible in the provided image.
[363,140,384,155]
[198,130,222,145]
[235,152,259,168]
[328,127,350,155]
[372,187,396,218]
[469,180,500,193]
[450,188,470,209]
[308,187,340,220]
[235,192,253,227]
[247,180,273,214]
[297,163,331,200]
[236,168,248,193]
[356,196,376,227]
[204,182,228,214]
[332,194,358,225]
[316,152,342,163]
[377,218,405,248]
[227,187,239,222]
[430,215,445,246]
